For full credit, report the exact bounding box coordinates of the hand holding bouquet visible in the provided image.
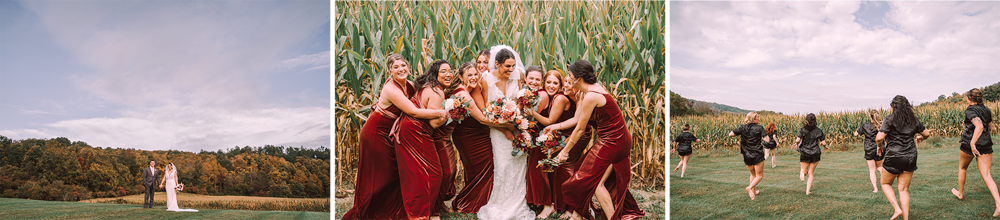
[483,98,520,124]
[534,129,567,172]
[442,95,472,125]
[516,88,541,111]
[176,183,185,192]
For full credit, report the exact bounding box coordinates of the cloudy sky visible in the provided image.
[671,1,1000,114]
[0,0,330,152]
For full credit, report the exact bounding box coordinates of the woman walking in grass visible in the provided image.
[854,110,884,193]
[762,122,779,168]
[949,88,1000,217]
[876,95,931,220]
[672,124,700,177]
[792,113,828,195]
[728,112,766,200]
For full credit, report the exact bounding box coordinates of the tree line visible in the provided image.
[0,135,329,201]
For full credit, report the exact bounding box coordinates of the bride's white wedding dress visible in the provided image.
[477,71,535,220]
[165,170,198,212]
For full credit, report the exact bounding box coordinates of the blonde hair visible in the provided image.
[869,110,882,131]
[743,112,759,124]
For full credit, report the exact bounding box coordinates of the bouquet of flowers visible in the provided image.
[442,95,472,125]
[483,98,520,124]
[176,183,185,192]
[516,88,541,110]
[534,129,567,172]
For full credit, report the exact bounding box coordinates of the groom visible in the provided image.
[142,160,159,208]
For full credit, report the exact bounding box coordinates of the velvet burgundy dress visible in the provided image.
[395,89,444,219]
[526,92,555,207]
[561,91,644,220]
[342,79,412,220]
[450,90,495,213]
[552,95,592,213]
[432,87,464,215]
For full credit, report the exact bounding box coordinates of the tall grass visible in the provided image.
[81,192,330,212]
[335,1,665,190]
[671,101,1000,157]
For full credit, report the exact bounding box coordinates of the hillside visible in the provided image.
[690,99,753,114]
[0,197,329,219]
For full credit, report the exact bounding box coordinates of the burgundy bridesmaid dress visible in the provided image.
[342,79,412,219]
[431,87,464,215]
[395,89,444,220]
[561,91,644,220]
[552,95,592,213]
[526,92,556,207]
[451,90,495,213]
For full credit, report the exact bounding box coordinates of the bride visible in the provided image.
[159,163,198,212]
[477,45,536,219]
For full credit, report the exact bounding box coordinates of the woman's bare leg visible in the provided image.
[897,171,913,220]
[867,160,879,193]
[799,162,807,181]
[745,163,764,200]
[680,156,691,177]
[771,150,777,168]
[876,160,884,173]
[953,151,974,199]
[974,153,1000,216]
[881,171,902,220]
[806,162,818,195]
[594,166,615,218]
[764,148,770,160]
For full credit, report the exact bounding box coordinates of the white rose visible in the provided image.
[443,99,455,111]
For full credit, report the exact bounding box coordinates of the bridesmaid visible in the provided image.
[854,110,884,193]
[544,60,644,220]
[552,73,593,219]
[525,69,569,218]
[396,59,452,220]
[763,122,779,168]
[475,50,490,76]
[450,61,514,213]
[876,95,931,220]
[950,88,1000,217]
[728,112,766,200]
[343,54,446,220]
[432,61,465,214]
[671,124,700,177]
[792,113,828,195]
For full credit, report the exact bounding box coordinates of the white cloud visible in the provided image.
[3,106,329,151]
[671,1,1000,114]
[277,51,331,72]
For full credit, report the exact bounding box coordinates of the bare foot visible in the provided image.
[890,209,903,220]
[673,166,679,172]
[772,164,776,168]
[537,205,554,218]
[993,208,1000,217]
[799,173,805,181]
[952,188,963,200]
[872,189,878,193]
[806,190,811,195]
[559,211,572,219]
[746,187,756,200]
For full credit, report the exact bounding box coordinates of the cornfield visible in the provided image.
[670,101,1000,157]
[81,193,330,212]
[335,1,666,190]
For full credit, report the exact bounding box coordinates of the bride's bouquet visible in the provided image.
[483,98,519,124]
[176,183,184,192]
[442,95,471,125]
[534,129,567,172]
[483,97,534,156]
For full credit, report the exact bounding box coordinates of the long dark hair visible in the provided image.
[568,60,597,84]
[414,59,449,95]
[804,113,817,131]
[889,95,918,129]
[444,62,475,96]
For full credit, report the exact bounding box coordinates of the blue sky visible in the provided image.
[671,1,1000,114]
[0,0,330,152]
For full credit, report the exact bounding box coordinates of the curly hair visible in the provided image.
[414,59,450,94]
[765,122,777,135]
[889,95,918,129]
[966,88,984,104]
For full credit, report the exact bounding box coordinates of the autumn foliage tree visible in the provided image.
[0,135,329,201]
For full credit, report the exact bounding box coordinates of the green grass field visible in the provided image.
[670,137,1000,219]
[0,197,329,220]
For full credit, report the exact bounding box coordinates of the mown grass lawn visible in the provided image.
[0,197,329,220]
[671,137,1000,219]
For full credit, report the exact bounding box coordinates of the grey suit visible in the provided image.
[142,166,159,208]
